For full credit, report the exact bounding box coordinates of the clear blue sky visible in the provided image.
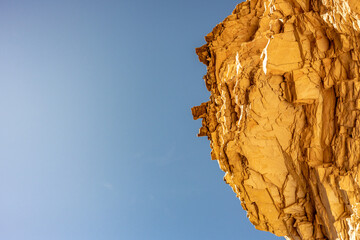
[0,1,283,239]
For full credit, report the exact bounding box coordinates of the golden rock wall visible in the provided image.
[192,0,360,239]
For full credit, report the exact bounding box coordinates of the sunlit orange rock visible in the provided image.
[193,0,360,239]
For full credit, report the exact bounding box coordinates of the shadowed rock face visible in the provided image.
[192,0,360,239]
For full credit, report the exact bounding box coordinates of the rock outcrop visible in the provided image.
[192,0,360,239]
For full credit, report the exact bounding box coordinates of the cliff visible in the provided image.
[192,0,360,239]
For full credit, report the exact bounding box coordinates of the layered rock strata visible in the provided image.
[192,0,360,239]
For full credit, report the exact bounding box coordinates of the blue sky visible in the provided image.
[0,0,283,239]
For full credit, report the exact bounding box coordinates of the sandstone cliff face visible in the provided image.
[192,0,360,239]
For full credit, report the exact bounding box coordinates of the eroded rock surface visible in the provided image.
[192,0,360,239]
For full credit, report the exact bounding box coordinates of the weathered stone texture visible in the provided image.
[192,0,360,239]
